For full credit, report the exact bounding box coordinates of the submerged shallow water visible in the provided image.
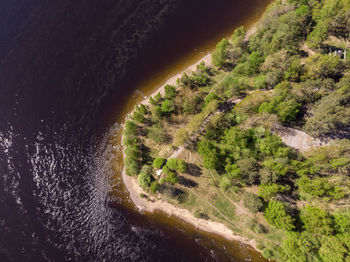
[0,1,270,261]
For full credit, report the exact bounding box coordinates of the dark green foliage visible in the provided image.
[264,200,295,231]
[243,191,264,213]
[300,205,333,235]
[153,158,166,169]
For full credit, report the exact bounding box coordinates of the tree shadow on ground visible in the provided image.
[187,163,202,177]
[178,176,198,188]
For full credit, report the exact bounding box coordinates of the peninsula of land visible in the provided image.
[121,0,350,260]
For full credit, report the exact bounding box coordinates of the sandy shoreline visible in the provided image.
[120,52,260,251]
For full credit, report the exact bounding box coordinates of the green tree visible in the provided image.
[177,159,187,173]
[258,183,285,201]
[153,158,166,169]
[164,171,178,184]
[161,99,175,114]
[276,99,301,123]
[264,200,295,231]
[333,208,350,234]
[243,191,264,213]
[212,38,229,68]
[304,85,350,136]
[150,181,160,193]
[138,170,152,188]
[125,120,137,135]
[198,140,219,169]
[300,205,333,235]
[166,158,178,171]
[164,84,176,99]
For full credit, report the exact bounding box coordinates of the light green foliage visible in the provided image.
[124,120,137,135]
[308,0,350,47]
[161,99,175,114]
[132,111,144,123]
[203,93,218,108]
[138,170,152,189]
[258,183,285,201]
[198,139,219,169]
[166,158,178,171]
[153,158,166,169]
[173,128,189,147]
[212,38,229,68]
[297,176,345,200]
[300,205,333,235]
[177,159,187,173]
[248,51,264,73]
[264,200,295,231]
[262,158,289,178]
[219,175,232,190]
[306,54,344,80]
[164,85,176,99]
[164,171,178,184]
[258,134,283,157]
[334,209,350,233]
[225,163,242,179]
[254,75,267,89]
[281,231,321,262]
[276,99,301,123]
[243,191,264,213]
[319,235,348,262]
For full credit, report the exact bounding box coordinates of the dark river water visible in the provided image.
[0,1,270,261]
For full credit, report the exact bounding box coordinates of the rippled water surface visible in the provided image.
[0,1,270,261]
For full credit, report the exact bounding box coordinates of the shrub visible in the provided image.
[164,84,176,99]
[161,99,175,114]
[333,208,350,234]
[153,158,166,169]
[243,191,264,213]
[138,171,152,188]
[166,158,178,170]
[177,159,188,173]
[164,171,178,184]
[150,181,160,193]
[258,183,285,201]
[264,200,295,231]
[212,38,229,68]
[300,205,333,235]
